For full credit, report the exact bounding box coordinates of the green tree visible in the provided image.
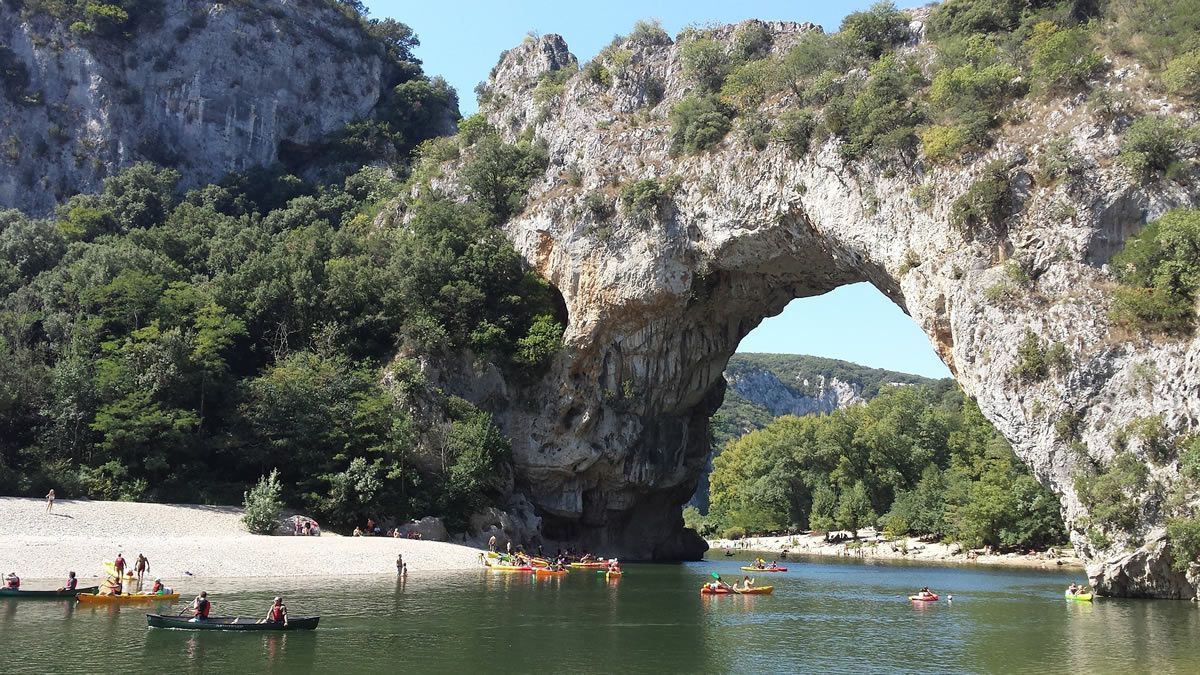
[836,480,877,537]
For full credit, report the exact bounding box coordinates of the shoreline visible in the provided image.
[706,530,1084,571]
[0,497,484,583]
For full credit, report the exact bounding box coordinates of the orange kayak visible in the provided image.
[78,592,180,604]
[534,568,567,576]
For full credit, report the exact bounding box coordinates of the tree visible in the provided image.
[242,469,283,535]
[837,480,877,537]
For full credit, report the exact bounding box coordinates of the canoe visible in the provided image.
[1065,592,1093,602]
[488,563,533,571]
[0,586,99,599]
[534,568,567,576]
[734,586,774,595]
[909,594,939,602]
[569,562,608,569]
[740,566,787,572]
[700,586,733,595]
[146,614,318,631]
[78,592,180,604]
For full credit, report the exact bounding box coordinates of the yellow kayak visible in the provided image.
[1065,591,1093,602]
[78,592,180,604]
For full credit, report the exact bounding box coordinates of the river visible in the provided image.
[2,553,1198,673]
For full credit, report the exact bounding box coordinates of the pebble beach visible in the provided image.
[0,497,483,584]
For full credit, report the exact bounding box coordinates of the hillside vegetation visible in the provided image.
[0,3,562,532]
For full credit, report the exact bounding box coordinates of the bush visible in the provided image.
[620,178,669,225]
[722,59,775,108]
[838,54,926,159]
[732,22,773,61]
[1074,452,1148,533]
[629,19,671,46]
[513,314,564,369]
[1167,516,1200,571]
[773,108,817,158]
[1013,330,1049,382]
[681,37,731,93]
[583,192,614,220]
[1028,22,1102,92]
[1163,51,1200,100]
[1180,435,1200,483]
[242,469,283,534]
[459,136,549,224]
[921,124,973,163]
[927,0,1024,38]
[950,160,1011,239]
[1037,136,1086,185]
[669,94,734,154]
[583,60,612,88]
[840,1,910,59]
[1118,116,1185,182]
[1110,208,1200,334]
[723,525,747,540]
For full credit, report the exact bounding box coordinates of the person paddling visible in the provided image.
[190,591,211,622]
[263,596,288,626]
[4,572,20,589]
[60,571,77,592]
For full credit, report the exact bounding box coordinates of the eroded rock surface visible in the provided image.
[453,22,1199,592]
[0,0,392,215]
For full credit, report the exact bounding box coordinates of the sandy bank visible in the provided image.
[0,497,483,584]
[708,529,1084,571]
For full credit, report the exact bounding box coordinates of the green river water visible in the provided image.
[2,553,1198,674]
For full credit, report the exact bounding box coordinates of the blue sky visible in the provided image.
[363,0,951,379]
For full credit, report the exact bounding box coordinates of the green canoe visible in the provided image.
[146,614,319,631]
[0,586,99,599]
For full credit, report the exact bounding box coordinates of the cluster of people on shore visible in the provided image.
[292,519,321,536]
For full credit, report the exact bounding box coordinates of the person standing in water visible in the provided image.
[134,554,149,583]
[396,554,403,575]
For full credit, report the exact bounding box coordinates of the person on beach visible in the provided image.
[190,591,211,622]
[61,571,77,592]
[263,597,289,626]
[114,553,126,578]
[135,554,149,582]
[353,527,363,537]
[488,535,497,552]
[45,489,55,513]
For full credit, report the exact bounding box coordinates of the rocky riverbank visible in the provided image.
[0,498,483,583]
[708,529,1083,571]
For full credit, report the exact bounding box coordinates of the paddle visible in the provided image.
[711,572,721,580]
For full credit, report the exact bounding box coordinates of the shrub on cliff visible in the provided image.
[950,160,1012,239]
[460,135,548,224]
[1167,516,1200,571]
[620,178,671,225]
[1013,330,1049,382]
[1163,51,1200,100]
[1074,452,1148,533]
[681,36,731,93]
[669,94,734,154]
[1118,116,1186,183]
[1028,22,1103,92]
[1110,208,1200,335]
[243,469,283,535]
[774,109,817,157]
[836,54,927,160]
[927,0,1025,38]
[840,1,910,60]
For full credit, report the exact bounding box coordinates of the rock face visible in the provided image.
[450,21,1200,593]
[0,0,390,215]
[727,368,863,418]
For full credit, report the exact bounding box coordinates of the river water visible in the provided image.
[2,553,1198,674]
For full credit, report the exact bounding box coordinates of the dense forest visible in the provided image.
[689,384,1068,550]
[0,1,562,531]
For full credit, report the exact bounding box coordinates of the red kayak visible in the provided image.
[909,593,939,602]
[700,586,734,595]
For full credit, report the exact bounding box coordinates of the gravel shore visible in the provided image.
[0,497,483,584]
[708,529,1084,570]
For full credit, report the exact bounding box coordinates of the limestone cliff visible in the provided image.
[0,0,400,215]
[448,21,1200,594]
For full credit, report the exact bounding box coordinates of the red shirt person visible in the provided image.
[191,591,211,621]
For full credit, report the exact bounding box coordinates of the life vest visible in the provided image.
[195,599,210,618]
[269,605,285,622]
[152,582,163,593]
[65,578,77,590]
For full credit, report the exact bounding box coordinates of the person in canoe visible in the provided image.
[263,597,289,626]
[100,575,121,595]
[735,576,756,591]
[706,575,735,593]
[607,558,621,573]
[753,558,766,569]
[189,591,211,622]
[151,578,167,594]
[134,554,149,583]
[4,572,19,589]
[1068,583,1079,595]
[59,571,77,592]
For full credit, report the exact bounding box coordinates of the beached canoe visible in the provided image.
[78,592,179,604]
[0,587,100,599]
[147,614,319,631]
[739,566,787,572]
[909,594,939,602]
[489,563,533,571]
[1065,592,1093,602]
[734,586,774,595]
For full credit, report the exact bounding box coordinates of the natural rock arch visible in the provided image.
[454,24,1200,597]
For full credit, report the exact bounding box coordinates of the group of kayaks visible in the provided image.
[482,552,623,578]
